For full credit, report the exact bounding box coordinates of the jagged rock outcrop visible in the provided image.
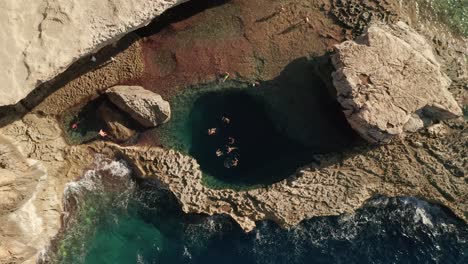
[106,85,171,127]
[332,22,463,144]
[0,115,93,263]
[0,0,187,106]
[111,119,467,232]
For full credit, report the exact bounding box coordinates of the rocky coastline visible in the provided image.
[0,0,466,262]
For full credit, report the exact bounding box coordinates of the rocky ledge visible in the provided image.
[332,22,463,144]
[111,118,467,231]
[0,0,187,106]
[0,1,466,262]
[0,114,93,263]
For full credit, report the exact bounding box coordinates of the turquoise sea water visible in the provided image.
[53,160,468,264]
[49,1,468,262]
[419,0,468,36]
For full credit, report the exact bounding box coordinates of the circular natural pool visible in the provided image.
[157,74,357,189]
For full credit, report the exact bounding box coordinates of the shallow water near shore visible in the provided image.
[51,160,468,264]
[45,0,468,263]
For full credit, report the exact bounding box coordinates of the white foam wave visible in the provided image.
[414,207,434,227]
[183,246,192,259]
[63,156,133,206]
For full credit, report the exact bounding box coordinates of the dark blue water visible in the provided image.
[157,76,357,190]
[53,160,468,264]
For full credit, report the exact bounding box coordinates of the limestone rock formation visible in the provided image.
[97,103,136,143]
[0,0,187,106]
[106,85,171,127]
[0,115,93,263]
[331,21,462,143]
[111,118,467,232]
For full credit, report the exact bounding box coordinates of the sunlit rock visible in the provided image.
[106,85,171,127]
[332,21,462,143]
[0,0,187,106]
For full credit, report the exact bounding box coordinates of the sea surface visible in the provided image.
[50,1,468,263]
[52,159,468,264]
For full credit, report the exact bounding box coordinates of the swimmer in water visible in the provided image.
[221,116,230,125]
[226,146,238,154]
[223,155,239,169]
[98,129,108,137]
[231,157,239,167]
[216,149,224,157]
[207,128,217,135]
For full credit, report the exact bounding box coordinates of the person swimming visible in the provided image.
[216,149,224,157]
[207,128,217,135]
[231,157,239,167]
[224,156,239,168]
[221,116,230,125]
[226,146,238,154]
[98,129,108,137]
[223,150,240,168]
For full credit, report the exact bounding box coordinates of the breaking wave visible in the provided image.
[250,196,467,264]
[44,156,467,264]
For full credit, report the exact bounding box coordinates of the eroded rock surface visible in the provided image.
[0,115,93,263]
[0,0,187,106]
[332,22,462,143]
[113,118,467,232]
[106,85,171,127]
[0,0,465,261]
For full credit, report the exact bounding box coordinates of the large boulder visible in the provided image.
[331,21,462,144]
[0,0,187,106]
[106,85,171,127]
[97,102,136,143]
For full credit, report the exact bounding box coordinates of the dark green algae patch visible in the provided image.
[156,59,358,190]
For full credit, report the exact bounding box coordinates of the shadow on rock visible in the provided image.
[185,56,364,187]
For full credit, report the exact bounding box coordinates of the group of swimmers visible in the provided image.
[207,116,240,169]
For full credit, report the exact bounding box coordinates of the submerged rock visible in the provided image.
[106,85,171,128]
[332,21,462,144]
[0,0,187,106]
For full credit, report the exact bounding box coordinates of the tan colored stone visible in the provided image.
[0,0,188,106]
[332,21,463,143]
[106,85,171,127]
